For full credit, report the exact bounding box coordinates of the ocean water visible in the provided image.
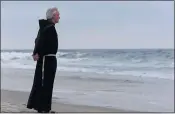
[1,49,174,80]
[1,49,174,112]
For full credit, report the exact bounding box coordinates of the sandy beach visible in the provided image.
[1,89,132,113]
[1,67,174,113]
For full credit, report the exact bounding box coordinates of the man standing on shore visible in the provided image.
[27,7,60,113]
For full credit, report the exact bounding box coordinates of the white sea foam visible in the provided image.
[1,50,174,80]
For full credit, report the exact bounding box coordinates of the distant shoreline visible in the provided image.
[1,48,174,51]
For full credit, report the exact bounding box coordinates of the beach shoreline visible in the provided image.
[1,67,174,113]
[1,89,133,113]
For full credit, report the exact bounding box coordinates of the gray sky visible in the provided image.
[1,1,174,49]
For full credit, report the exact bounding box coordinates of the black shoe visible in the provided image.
[37,110,43,113]
[42,110,55,113]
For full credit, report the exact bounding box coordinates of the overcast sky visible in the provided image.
[1,1,174,49]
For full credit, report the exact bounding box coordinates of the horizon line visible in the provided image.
[1,48,174,51]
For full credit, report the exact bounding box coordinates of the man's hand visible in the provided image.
[32,53,39,61]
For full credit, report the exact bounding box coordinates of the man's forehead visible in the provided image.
[54,10,59,15]
[52,8,58,12]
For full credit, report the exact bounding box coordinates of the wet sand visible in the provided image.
[1,89,133,113]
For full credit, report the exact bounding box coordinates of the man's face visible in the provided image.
[53,11,60,24]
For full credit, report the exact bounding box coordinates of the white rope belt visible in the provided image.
[42,54,56,72]
[42,54,56,84]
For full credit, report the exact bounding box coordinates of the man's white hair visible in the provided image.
[46,7,58,19]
